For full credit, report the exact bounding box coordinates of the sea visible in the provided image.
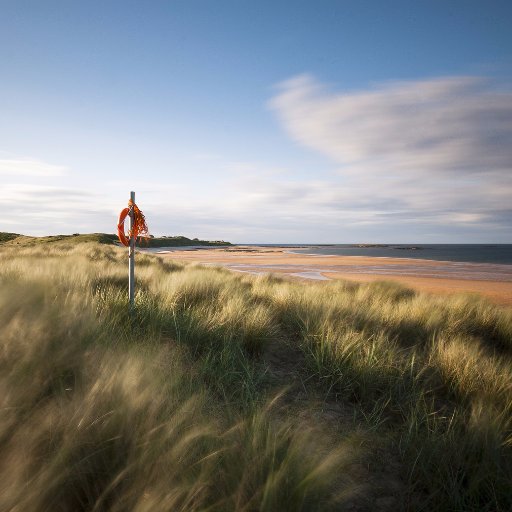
[252,244,512,266]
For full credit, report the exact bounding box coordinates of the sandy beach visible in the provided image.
[152,246,512,306]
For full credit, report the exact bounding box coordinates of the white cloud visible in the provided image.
[2,77,511,243]
[265,74,512,241]
[2,184,116,235]
[0,158,67,176]
[270,74,512,176]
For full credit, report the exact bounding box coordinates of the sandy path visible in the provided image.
[152,247,512,306]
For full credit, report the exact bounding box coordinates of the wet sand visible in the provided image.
[152,246,512,306]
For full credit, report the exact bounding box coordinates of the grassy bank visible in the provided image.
[0,232,231,248]
[0,242,511,511]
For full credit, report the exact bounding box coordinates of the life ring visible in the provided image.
[117,199,149,246]
[117,206,131,247]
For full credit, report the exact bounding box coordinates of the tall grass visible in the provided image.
[1,242,511,510]
[0,244,356,511]
[265,280,512,510]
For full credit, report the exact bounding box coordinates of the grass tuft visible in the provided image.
[0,242,511,510]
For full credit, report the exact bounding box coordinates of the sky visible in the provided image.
[1,0,511,243]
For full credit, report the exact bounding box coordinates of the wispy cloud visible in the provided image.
[3,184,115,235]
[2,75,511,243]
[266,74,512,241]
[0,158,67,176]
[270,74,512,176]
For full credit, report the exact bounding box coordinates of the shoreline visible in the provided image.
[143,244,512,266]
[284,248,512,266]
[152,246,512,306]
[283,249,512,266]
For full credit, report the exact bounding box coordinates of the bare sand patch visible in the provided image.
[154,246,512,307]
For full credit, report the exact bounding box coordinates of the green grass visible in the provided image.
[0,232,20,243]
[0,232,118,246]
[0,231,230,248]
[143,235,231,247]
[0,242,511,511]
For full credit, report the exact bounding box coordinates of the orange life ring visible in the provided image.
[117,199,149,246]
[117,207,131,247]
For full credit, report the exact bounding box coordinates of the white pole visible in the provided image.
[129,191,135,310]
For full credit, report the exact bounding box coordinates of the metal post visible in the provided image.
[129,191,135,311]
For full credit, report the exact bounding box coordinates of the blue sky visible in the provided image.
[1,0,511,242]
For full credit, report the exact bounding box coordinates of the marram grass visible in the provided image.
[0,242,511,511]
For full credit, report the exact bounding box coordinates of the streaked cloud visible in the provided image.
[0,158,67,176]
[2,184,115,235]
[2,73,511,243]
[270,74,512,176]
[266,74,512,241]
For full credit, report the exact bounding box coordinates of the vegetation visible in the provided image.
[0,242,511,511]
[0,232,20,243]
[143,235,231,248]
[0,232,231,248]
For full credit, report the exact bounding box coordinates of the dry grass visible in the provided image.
[0,242,511,511]
[265,279,512,510]
[0,244,356,511]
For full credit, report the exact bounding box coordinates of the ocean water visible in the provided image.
[263,244,512,265]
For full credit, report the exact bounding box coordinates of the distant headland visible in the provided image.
[0,232,232,248]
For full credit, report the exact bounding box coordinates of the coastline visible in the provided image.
[152,246,512,306]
